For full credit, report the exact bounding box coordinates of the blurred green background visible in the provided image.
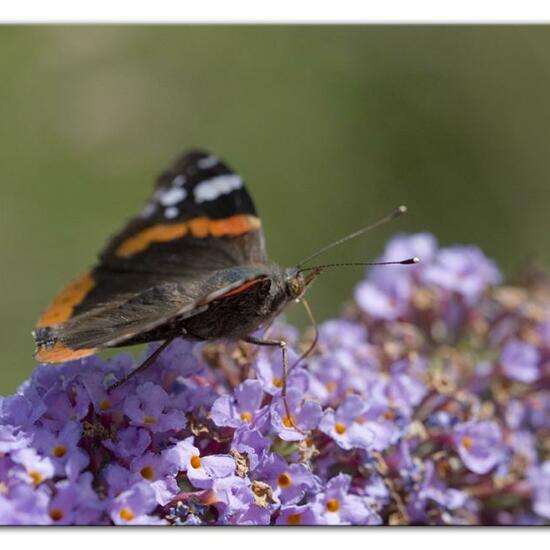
[2,25,550,393]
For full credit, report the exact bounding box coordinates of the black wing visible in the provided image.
[101,149,266,274]
[34,150,268,362]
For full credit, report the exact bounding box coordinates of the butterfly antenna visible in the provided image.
[298,257,419,274]
[297,205,408,268]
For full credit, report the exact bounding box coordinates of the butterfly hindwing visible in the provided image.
[34,266,274,362]
[34,278,198,362]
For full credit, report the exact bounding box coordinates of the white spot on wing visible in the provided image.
[194,174,243,203]
[172,174,186,187]
[164,207,179,219]
[159,187,187,206]
[139,203,156,218]
[197,155,219,169]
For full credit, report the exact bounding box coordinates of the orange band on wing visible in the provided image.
[116,223,189,258]
[115,214,261,258]
[35,342,97,363]
[37,272,96,328]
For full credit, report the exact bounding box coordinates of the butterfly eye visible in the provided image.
[286,277,304,299]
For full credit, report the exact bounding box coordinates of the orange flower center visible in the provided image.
[119,507,135,521]
[53,445,68,458]
[335,422,347,435]
[28,470,43,485]
[99,399,112,411]
[282,415,296,428]
[287,513,302,525]
[190,455,202,469]
[326,499,340,513]
[326,382,337,392]
[272,377,283,388]
[140,465,154,480]
[383,409,396,421]
[143,416,157,424]
[461,436,473,450]
[49,508,64,521]
[240,411,253,423]
[278,472,293,488]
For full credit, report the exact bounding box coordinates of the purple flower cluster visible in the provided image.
[1,233,549,525]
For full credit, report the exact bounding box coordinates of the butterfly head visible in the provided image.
[284,266,322,301]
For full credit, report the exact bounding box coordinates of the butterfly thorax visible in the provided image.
[179,263,292,341]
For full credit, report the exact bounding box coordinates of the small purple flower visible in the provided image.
[0,424,30,453]
[48,473,104,525]
[373,233,438,278]
[187,453,236,489]
[0,483,51,525]
[32,421,89,480]
[174,437,235,489]
[152,339,203,379]
[10,447,55,486]
[129,449,182,505]
[320,394,400,452]
[275,503,321,526]
[319,395,374,451]
[311,474,381,525]
[422,245,501,304]
[80,367,130,413]
[232,425,271,471]
[103,426,151,460]
[210,379,267,428]
[255,453,320,504]
[0,394,46,431]
[36,382,90,433]
[47,483,80,525]
[354,277,411,321]
[102,463,132,498]
[170,381,219,413]
[110,481,165,525]
[316,319,369,351]
[123,382,187,432]
[386,358,427,408]
[453,420,504,474]
[232,503,272,525]
[270,388,322,442]
[254,352,309,396]
[354,233,436,321]
[208,475,270,525]
[500,339,541,384]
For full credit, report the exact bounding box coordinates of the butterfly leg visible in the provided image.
[107,337,176,393]
[289,298,319,372]
[243,335,304,434]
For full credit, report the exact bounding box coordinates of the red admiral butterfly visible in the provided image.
[33,150,416,394]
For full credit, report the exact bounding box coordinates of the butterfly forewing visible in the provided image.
[100,150,267,273]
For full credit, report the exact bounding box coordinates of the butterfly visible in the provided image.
[33,149,415,391]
